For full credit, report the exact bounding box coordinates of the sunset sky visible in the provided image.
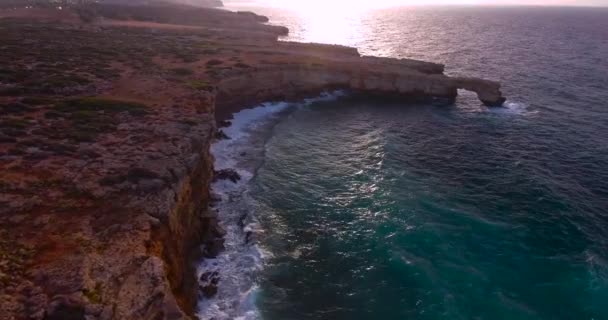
[228,0,608,7]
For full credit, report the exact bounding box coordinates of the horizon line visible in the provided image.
[225,1,608,9]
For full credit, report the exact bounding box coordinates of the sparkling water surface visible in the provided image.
[201,5,608,320]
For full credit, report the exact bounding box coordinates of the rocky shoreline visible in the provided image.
[0,2,505,320]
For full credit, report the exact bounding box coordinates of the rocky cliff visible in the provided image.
[216,64,505,120]
[0,4,505,320]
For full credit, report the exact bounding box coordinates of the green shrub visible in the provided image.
[55,97,148,116]
[206,59,223,67]
[0,118,30,129]
[186,80,214,91]
[234,62,251,69]
[51,97,148,142]
[83,283,103,304]
[170,67,194,77]
[21,97,54,106]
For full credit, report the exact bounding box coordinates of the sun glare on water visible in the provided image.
[263,0,379,45]
[259,0,460,46]
[262,0,483,10]
[295,3,365,45]
[264,0,406,9]
[258,0,485,45]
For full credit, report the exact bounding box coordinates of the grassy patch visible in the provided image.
[179,119,198,126]
[170,67,194,77]
[24,74,92,94]
[186,80,214,91]
[125,167,160,183]
[7,146,26,155]
[1,118,30,129]
[0,232,35,287]
[28,178,64,190]
[47,142,78,155]
[0,180,11,192]
[21,97,54,106]
[234,62,251,69]
[19,138,46,148]
[83,283,103,304]
[206,59,223,67]
[0,68,17,83]
[51,97,148,142]
[56,97,148,116]
[177,53,199,63]
[0,102,35,115]
[201,49,219,55]
[0,134,17,143]
[99,167,160,186]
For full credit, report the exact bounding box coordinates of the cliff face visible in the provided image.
[215,59,505,120]
[0,5,506,320]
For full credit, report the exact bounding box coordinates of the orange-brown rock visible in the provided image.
[216,58,505,119]
[0,3,506,320]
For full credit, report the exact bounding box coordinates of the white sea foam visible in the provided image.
[196,91,346,320]
[490,100,538,116]
[456,89,535,116]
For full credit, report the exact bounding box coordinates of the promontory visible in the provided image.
[0,1,506,319]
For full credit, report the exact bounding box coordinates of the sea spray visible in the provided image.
[196,91,347,320]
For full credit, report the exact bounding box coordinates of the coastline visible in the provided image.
[0,3,506,320]
[198,92,347,319]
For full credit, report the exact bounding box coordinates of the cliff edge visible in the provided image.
[0,3,505,320]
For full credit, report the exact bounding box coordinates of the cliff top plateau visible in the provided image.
[0,2,505,320]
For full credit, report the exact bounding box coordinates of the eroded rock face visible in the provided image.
[451,77,507,106]
[216,64,505,119]
[212,38,506,116]
[199,271,220,298]
[0,3,506,320]
[213,169,241,184]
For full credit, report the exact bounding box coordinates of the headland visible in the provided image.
[0,1,505,319]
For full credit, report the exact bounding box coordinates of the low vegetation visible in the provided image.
[48,97,148,142]
[206,59,223,67]
[0,229,35,287]
[170,67,195,77]
[186,80,215,91]
[83,282,104,304]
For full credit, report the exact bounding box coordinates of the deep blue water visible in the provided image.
[208,5,608,320]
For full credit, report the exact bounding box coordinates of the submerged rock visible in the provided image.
[212,224,227,238]
[209,192,222,207]
[245,231,254,245]
[203,238,225,258]
[214,129,230,140]
[213,169,241,183]
[217,120,232,128]
[199,271,220,298]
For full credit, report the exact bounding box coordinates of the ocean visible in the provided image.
[197,6,608,320]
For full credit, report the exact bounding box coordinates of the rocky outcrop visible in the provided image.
[91,3,287,37]
[213,169,241,184]
[215,63,506,120]
[175,0,224,8]
[0,4,506,320]
[98,0,223,7]
[450,77,506,106]
[360,56,445,74]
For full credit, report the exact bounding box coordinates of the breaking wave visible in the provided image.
[196,92,347,320]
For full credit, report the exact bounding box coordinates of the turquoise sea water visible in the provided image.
[253,98,607,320]
[199,6,608,320]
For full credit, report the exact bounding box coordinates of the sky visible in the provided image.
[227,0,608,7]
